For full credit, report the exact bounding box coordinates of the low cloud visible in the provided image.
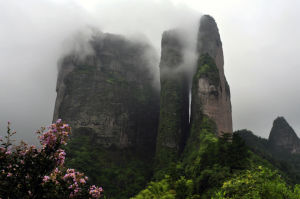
[0,0,202,143]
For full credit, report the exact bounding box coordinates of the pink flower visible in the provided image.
[79,178,86,184]
[43,176,50,183]
[0,120,102,198]
[89,185,103,198]
[56,149,66,166]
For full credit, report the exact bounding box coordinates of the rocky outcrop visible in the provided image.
[155,30,190,169]
[53,32,160,151]
[269,117,300,154]
[53,32,160,197]
[155,15,233,169]
[54,15,234,195]
[190,15,232,136]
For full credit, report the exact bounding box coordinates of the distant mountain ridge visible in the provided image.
[237,116,300,183]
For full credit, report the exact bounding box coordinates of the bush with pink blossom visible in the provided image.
[0,120,103,198]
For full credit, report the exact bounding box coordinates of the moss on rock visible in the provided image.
[154,29,189,173]
[194,53,220,88]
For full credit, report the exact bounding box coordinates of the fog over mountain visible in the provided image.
[1,0,300,143]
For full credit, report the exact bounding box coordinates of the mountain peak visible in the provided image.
[268,116,300,154]
[190,15,232,136]
[273,116,290,127]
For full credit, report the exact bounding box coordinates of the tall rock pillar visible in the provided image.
[190,15,233,137]
[155,30,190,170]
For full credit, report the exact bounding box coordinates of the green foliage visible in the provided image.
[183,132,250,198]
[155,75,189,171]
[134,119,252,199]
[213,166,300,199]
[132,174,199,199]
[131,178,175,199]
[66,115,300,199]
[65,133,153,199]
[237,129,300,184]
[183,115,218,165]
[174,176,194,199]
[194,53,220,87]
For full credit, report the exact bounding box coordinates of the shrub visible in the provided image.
[0,120,103,198]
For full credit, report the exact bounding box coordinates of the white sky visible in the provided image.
[0,0,300,143]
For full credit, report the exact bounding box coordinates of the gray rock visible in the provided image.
[53,32,160,152]
[269,117,300,154]
[155,30,190,169]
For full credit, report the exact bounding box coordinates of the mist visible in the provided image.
[0,0,201,144]
[1,0,300,144]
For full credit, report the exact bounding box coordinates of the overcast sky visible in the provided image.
[0,0,300,144]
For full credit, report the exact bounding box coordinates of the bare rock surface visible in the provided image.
[191,15,233,136]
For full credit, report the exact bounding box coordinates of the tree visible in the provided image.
[0,120,103,198]
[213,166,300,199]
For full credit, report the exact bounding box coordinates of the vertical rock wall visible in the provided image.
[53,32,160,198]
[155,30,190,169]
[53,33,160,151]
[191,15,233,136]
[156,15,233,169]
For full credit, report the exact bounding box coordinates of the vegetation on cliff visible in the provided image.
[155,29,189,172]
[194,53,220,88]
[133,123,300,199]
[65,132,153,199]
[49,17,298,199]
[54,34,160,198]
[213,166,300,199]
[237,129,300,184]
[155,75,189,173]
[2,120,300,198]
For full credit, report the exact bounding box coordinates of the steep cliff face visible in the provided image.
[190,15,232,136]
[156,15,233,168]
[53,32,160,198]
[269,117,300,154]
[155,30,190,169]
[54,15,234,196]
[53,32,160,151]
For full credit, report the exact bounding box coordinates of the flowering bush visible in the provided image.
[0,120,103,199]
